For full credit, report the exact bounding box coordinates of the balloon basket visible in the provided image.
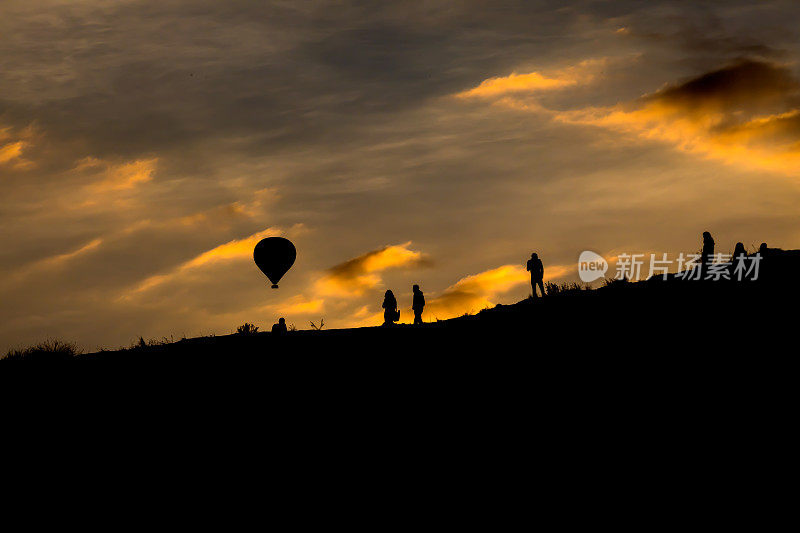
[271,284,279,289]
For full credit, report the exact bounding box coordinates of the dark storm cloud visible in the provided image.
[637,59,800,148]
[649,59,800,113]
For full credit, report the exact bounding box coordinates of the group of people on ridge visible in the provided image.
[381,252,546,326]
[381,284,425,326]
[268,233,783,334]
[698,231,770,279]
[271,252,546,332]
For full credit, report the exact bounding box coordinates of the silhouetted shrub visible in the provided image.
[603,277,629,289]
[544,281,590,296]
[309,319,325,330]
[236,323,259,335]
[2,339,81,362]
[128,336,174,350]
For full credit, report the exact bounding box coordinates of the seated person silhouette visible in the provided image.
[730,242,747,279]
[271,317,288,334]
[382,290,399,326]
[526,253,545,298]
[758,242,775,257]
[412,284,425,325]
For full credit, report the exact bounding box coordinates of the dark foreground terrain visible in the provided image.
[7,256,796,479]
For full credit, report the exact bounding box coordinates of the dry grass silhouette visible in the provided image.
[236,323,260,335]
[3,339,81,361]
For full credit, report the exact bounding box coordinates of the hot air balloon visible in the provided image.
[254,237,296,288]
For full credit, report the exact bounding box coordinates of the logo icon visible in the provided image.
[578,251,608,282]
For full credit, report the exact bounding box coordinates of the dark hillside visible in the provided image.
[78,249,798,365]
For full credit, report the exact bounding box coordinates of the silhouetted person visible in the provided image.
[272,317,288,334]
[701,231,715,277]
[382,290,399,326]
[730,242,747,280]
[412,284,425,325]
[526,253,545,298]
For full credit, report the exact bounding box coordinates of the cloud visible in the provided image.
[648,59,798,114]
[454,58,607,99]
[456,72,576,99]
[465,58,800,175]
[349,261,573,327]
[0,237,106,292]
[556,60,800,174]
[315,242,428,297]
[423,265,529,317]
[261,295,324,316]
[252,242,427,327]
[125,227,281,296]
[0,126,37,169]
[423,262,572,320]
[37,238,104,267]
[0,141,26,165]
[90,158,158,191]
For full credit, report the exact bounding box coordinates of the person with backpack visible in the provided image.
[382,290,399,326]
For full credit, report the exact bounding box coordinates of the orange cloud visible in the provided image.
[471,59,800,175]
[175,188,277,227]
[315,242,428,297]
[0,141,26,165]
[92,158,157,190]
[261,295,324,316]
[43,238,104,266]
[456,72,575,98]
[76,157,157,199]
[422,263,571,320]
[0,237,105,290]
[247,242,427,327]
[126,227,281,295]
[183,229,278,269]
[350,262,573,327]
[454,58,607,99]
[557,106,800,175]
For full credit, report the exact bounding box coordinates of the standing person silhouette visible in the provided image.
[701,232,715,278]
[382,290,399,326]
[412,284,425,325]
[526,253,545,298]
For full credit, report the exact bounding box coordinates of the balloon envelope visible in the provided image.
[254,237,296,288]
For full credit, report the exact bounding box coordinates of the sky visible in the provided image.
[3,0,800,351]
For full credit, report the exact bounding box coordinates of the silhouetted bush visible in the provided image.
[127,336,175,350]
[2,339,81,361]
[544,281,590,296]
[309,319,325,330]
[603,277,629,289]
[236,323,259,335]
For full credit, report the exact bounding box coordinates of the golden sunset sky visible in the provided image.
[3,1,800,350]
